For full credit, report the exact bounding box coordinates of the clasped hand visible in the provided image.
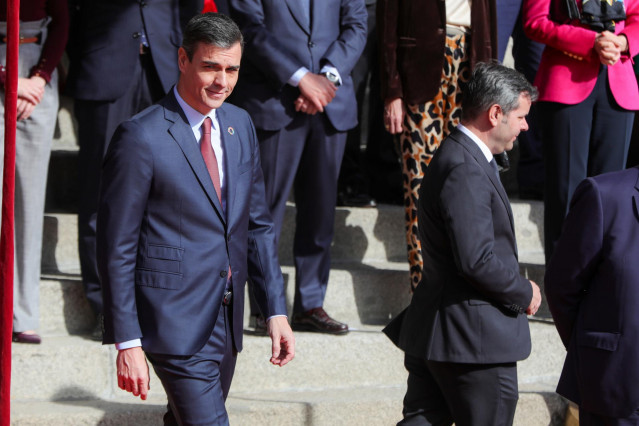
[294,72,337,115]
[594,31,628,66]
[15,76,46,121]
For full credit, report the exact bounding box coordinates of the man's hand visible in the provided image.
[294,95,320,115]
[267,316,295,367]
[297,72,337,113]
[526,280,542,316]
[116,347,150,400]
[17,76,45,105]
[384,97,405,134]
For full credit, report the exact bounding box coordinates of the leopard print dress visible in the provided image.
[399,33,470,291]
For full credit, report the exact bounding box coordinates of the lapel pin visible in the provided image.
[227,126,234,135]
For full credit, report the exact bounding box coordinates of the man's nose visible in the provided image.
[521,119,529,131]
[214,72,227,86]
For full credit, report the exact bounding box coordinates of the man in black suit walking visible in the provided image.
[384,62,542,426]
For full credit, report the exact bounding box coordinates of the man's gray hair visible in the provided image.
[182,13,244,60]
[462,62,538,121]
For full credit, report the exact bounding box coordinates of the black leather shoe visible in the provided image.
[337,191,377,208]
[12,331,41,344]
[292,307,349,335]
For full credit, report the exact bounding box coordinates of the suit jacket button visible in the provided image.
[220,270,228,278]
[132,32,141,39]
[308,41,315,48]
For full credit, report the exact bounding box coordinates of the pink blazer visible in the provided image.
[523,0,639,110]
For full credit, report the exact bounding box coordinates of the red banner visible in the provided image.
[1,0,19,424]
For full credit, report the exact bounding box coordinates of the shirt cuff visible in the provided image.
[116,339,142,350]
[288,67,309,87]
[266,314,288,322]
[320,65,342,85]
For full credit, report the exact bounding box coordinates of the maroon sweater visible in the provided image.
[1,0,69,84]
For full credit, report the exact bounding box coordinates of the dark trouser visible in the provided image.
[250,113,346,314]
[399,353,518,426]
[339,1,401,203]
[580,407,639,426]
[75,52,164,315]
[540,67,634,263]
[147,303,237,426]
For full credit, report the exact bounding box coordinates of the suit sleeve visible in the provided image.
[97,121,153,345]
[244,115,288,318]
[440,162,532,311]
[320,0,367,78]
[545,178,604,348]
[523,0,597,59]
[230,0,310,89]
[377,0,402,101]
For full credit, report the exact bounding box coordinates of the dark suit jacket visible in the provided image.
[66,0,202,101]
[229,0,367,132]
[384,128,532,364]
[97,91,287,355]
[545,167,639,418]
[377,0,497,105]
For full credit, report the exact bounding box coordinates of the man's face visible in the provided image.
[493,93,532,153]
[177,42,242,114]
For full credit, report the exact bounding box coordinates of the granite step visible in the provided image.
[10,383,567,426]
[11,322,563,403]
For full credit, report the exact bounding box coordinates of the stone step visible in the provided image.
[41,200,544,275]
[37,255,550,338]
[10,322,563,403]
[10,383,567,425]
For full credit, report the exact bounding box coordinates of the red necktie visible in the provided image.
[200,117,222,205]
[201,117,232,281]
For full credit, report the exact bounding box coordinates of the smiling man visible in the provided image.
[96,13,294,425]
[384,62,541,426]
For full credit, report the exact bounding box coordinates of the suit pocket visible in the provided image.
[578,330,620,352]
[468,299,491,306]
[138,244,183,274]
[135,268,182,290]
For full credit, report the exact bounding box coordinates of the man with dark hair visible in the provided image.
[384,62,542,425]
[97,13,294,424]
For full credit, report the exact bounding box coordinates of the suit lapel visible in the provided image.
[216,105,239,224]
[286,0,311,35]
[162,92,227,225]
[451,129,515,232]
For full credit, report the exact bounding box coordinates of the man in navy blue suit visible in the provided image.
[66,0,203,338]
[97,13,294,425]
[230,0,367,334]
[545,166,639,425]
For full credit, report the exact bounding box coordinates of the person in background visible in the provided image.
[378,0,498,291]
[230,0,367,335]
[496,0,546,200]
[65,0,203,339]
[524,0,639,262]
[545,166,639,425]
[0,0,69,344]
[337,0,402,208]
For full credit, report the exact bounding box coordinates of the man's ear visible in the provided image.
[488,104,502,127]
[178,47,188,73]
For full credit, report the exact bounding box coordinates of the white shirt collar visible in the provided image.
[457,123,494,163]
